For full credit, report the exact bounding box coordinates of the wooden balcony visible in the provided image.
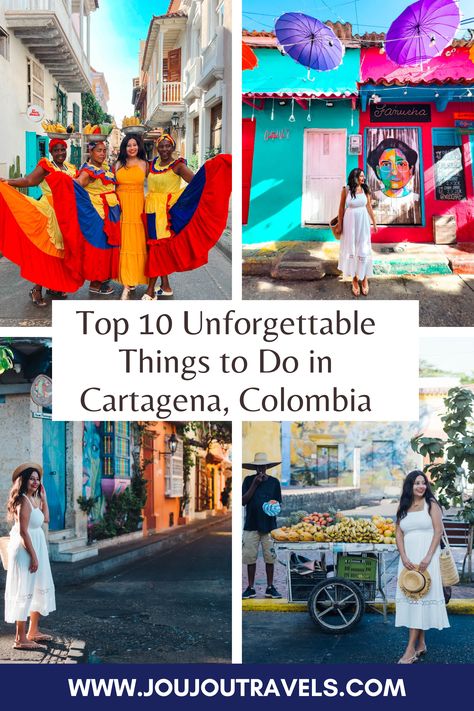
[161,81,182,104]
[4,0,92,91]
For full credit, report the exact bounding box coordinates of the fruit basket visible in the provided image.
[85,134,109,142]
[45,132,73,140]
[122,124,148,135]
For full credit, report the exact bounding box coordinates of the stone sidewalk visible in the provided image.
[0,634,86,664]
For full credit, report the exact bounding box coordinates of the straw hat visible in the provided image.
[399,567,431,600]
[242,452,281,470]
[12,462,43,483]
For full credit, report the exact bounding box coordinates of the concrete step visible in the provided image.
[443,243,474,275]
[52,545,99,563]
[49,535,88,553]
[243,241,460,277]
[48,528,76,542]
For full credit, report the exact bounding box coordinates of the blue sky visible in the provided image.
[90,0,168,120]
[243,0,474,34]
[420,337,474,375]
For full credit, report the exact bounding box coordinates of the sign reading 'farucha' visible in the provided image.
[370,103,432,123]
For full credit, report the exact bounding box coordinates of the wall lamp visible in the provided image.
[161,433,178,456]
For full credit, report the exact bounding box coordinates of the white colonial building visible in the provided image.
[137,0,231,164]
[0,0,98,192]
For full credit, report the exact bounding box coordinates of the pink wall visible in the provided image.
[361,47,474,84]
[359,102,474,243]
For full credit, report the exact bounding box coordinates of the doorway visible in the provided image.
[303,129,347,225]
[42,419,66,530]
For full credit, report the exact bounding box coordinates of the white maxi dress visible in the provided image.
[338,188,373,279]
[395,501,449,630]
[4,495,56,623]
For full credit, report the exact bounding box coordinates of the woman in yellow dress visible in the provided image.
[114,134,148,300]
[0,139,77,306]
[75,141,121,294]
[142,134,195,300]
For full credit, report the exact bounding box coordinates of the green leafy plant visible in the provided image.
[411,387,474,523]
[89,423,149,540]
[76,495,97,516]
[187,153,200,172]
[204,146,221,160]
[81,91,113,127]
[0,346,14,375]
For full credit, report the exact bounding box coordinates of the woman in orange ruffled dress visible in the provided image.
[114,134,148,300]
[0,139,79,306]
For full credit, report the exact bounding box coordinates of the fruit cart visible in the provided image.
[274,541,398,634]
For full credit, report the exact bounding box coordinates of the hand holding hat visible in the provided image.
[399,566,431,600]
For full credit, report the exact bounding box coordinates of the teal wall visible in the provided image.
[243,100,360,244]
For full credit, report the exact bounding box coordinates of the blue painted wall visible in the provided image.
[243,48,361,245]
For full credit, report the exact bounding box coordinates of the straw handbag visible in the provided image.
[329,217,341,240]
[0,536,9,571]
[439,524,459,586]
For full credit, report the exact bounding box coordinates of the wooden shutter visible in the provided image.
[167,48,181,82]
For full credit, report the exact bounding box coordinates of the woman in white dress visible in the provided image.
[336,168,378,297]
[395,470,449,664]
[4,463,56,650]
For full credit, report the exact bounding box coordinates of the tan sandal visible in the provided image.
[361,281,369,296]
[397,654,418,664]
[27,633,53,642]
[351,283,360,297]
[13,641,43,650]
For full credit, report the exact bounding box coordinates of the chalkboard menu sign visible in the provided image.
[433,145,466,201]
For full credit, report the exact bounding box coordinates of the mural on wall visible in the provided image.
[289,421,424,496]
[366,128,422,225]
[82,421,103,520]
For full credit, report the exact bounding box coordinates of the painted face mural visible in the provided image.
[366,129,422,225]
[376,148,414,197]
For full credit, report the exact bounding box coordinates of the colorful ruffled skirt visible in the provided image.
[145,154,232,277]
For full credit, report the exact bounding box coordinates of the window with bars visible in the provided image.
[195,456,209,512]
[0,27,9,60]
[27,58,44,108]
[210,103,222,152]
[193,116,200,155]
[102,422,131,478]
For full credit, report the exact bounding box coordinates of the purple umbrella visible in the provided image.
[386,0,460,66]
[275,13,344,77]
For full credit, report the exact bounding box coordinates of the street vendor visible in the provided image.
[242,452,283,600]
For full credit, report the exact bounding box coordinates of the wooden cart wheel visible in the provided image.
[308,577,364,633]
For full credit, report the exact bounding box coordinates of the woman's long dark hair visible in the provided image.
[117,134,147,166]
[396,470,438,523]
[6,467,41,520]
[347,168,370,199]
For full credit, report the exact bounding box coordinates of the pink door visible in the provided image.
[303,129,347,225]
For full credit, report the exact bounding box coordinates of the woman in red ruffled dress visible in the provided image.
[75,141,121,295]
[0,139,79,306]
